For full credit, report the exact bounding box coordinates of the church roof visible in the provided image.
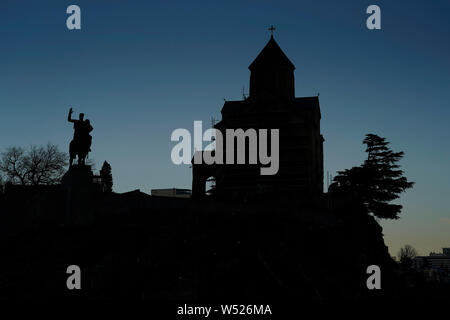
[220,96,320,116]
[221,100,246,114]
[294,96,320,109]
[249,36,295,71]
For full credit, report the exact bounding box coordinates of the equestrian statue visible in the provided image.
[67,108,93,166]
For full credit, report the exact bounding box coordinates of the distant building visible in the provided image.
[412,248,450,284]
[151,188,191,198]
[92,174,106,192]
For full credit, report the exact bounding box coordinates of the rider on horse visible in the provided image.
[68,108,93,166]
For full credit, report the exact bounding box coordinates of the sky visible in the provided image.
[0,0,449,256]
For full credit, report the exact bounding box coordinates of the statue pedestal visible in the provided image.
[61,164,93,190]
[61,165,95,225]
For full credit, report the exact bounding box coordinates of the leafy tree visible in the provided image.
[0,144,67,185]
[330,134,414,219]
[398,244,418,268]
[100,161,113,192]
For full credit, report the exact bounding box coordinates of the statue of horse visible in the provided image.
[69,138,89,166]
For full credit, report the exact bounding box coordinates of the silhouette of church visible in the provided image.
[192,35,324,199]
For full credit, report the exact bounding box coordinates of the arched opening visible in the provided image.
[205,176,216,196]
[191,159,218,199]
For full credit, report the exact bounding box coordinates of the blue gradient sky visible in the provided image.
[1,0,449,256]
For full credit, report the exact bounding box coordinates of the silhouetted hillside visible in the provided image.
[2,187,445,300]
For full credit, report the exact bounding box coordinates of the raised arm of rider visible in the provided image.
[68,108,74,123]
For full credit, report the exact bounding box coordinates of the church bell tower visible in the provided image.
[248,35,296,101]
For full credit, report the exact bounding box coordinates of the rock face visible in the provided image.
[190,200,400,300]
[0,187,407,299]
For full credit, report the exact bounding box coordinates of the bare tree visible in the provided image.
[0,146,28,185]
[398,244,418,268]
[0,144,68,186]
